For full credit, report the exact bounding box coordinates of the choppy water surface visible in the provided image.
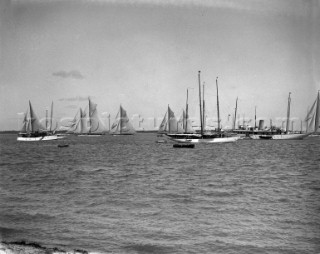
[0,134,319,253]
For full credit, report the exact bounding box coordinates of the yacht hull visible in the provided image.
[17,135,59,141]
[250,133,310,140]
[169,136,239,143]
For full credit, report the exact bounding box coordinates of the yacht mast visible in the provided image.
[198,71,203,135]
[233,97,238,130]
[185,89,189,133]
[50,101,53,132]
[286,92,291,134]
[216,77,220,132]
[203,83,205,132]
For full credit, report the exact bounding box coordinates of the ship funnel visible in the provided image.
[258,120,264,130]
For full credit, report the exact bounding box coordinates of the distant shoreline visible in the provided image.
[0,131,19,134]
[0,130,158,134]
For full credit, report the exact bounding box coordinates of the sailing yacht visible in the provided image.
[250,92,310,140]
[158,105,186,134]
[66,98,106,136]
[110,105,135,135]
[17,101,59,141]
[166,71,239,143]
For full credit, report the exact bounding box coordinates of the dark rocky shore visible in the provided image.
[0,242,89,254]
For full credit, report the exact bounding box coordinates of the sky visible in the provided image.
[0,0,319,130]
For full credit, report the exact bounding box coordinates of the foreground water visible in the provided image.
[0,133,319,254]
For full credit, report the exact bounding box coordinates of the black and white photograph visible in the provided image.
[0,0,319,253]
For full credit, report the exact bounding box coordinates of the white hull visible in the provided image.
[17,135,59,141]
[250,133,310,140]
[171,136,239,143]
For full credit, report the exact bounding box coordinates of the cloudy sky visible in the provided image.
[0,0,319,130]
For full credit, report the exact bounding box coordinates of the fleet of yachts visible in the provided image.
[17,71,320,143]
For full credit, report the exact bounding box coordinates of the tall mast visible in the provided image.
[29,101,33,132]
[198,71,203,135]
[254,106,257,129]
[233,97,238,130]
[216,77,220,132]
[167,104,170,133]
[185,89,189,133]
[202,83,205,132]
[286,92,291,134]
[45,109,48,130]
[50,101,53,132]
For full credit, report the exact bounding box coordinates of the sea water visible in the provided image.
[0,134,319,253]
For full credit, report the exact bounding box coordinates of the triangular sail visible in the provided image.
[110,106,135,134]
[110,111,120,133]
[88,98,106,133]
[29,101,45,132]
[66,108,89,134]
[177,110,185,133]
[159,106,181,133]
[46,101,58,132]
[305,92,320,133]
[307,112,316,132]
[80,108,90,134]
[20,112,29,133]
[315,92,320,133]
[158,111,168,133]
[168,106,178,133]
[119,106,135,134]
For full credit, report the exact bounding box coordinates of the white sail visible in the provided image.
[177,110,185,133]
[168,106,178,133]
[66,99,106,135]
[110,105,135,135]
[159,106,180,133]
[158,111,168,133]
[88,98,106,134]
[20,111,29,133]
[29,101,45,132]
[66,109,81,134]
[305,91,320,133]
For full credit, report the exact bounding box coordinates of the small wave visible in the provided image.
[123,242,174,254]
[0,212,55,223]
[0,227,25,237]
